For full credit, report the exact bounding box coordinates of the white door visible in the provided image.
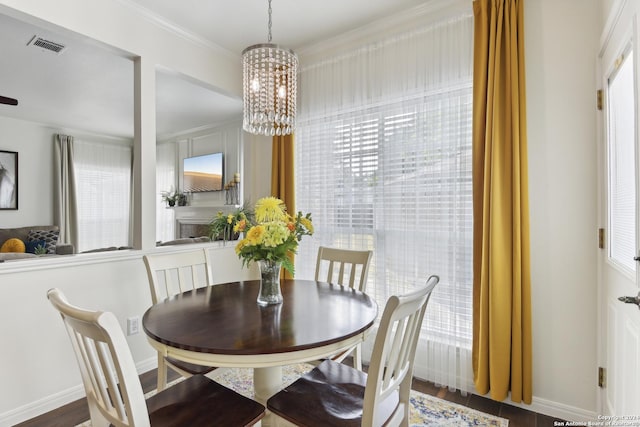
[598,0,640,416]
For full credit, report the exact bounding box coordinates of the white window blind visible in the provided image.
[608,50,636,272]
[74,140,132,252]
[295,11,474,392]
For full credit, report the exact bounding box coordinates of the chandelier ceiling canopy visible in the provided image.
[242,0,298,136]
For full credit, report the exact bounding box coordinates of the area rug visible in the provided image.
[77,364,508,426]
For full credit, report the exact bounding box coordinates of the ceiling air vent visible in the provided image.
[27,35,66,54]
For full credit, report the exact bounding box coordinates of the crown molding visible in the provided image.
[113,0,239,61]
[157,119,242,143]
[297,0,471,60]
[598,0,628,58]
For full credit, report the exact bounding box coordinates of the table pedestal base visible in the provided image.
[254,366,283,427]
[253,366,283,404]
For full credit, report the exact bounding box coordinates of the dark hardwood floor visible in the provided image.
[16,367,565,427]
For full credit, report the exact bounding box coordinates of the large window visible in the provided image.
[296,89,473,341]
[74,140,132,252]
[294,11,473,391]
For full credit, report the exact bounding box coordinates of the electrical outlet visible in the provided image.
[127,316,140,336]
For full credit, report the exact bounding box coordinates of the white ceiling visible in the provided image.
[0,1,429,139]
[0,12,136,138]
[125,0,430,54]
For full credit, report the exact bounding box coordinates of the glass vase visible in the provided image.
[257,259,283,306]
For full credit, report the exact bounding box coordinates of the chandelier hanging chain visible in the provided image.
[267,0,273,43]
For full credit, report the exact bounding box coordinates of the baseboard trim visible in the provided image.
[0,356,156,426]
[460,386,598,421]
[508,396,599,422]
[0,384,86,427]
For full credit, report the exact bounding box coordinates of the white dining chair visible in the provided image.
[315,246,373,292]
[47,288,265,427]
[267,275,439,427]
[143,249,218,390]
[314,246,373,370]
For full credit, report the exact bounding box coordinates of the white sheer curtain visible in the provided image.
[156,141,176,242]
[295,11,473,392]
[74,140,132,252]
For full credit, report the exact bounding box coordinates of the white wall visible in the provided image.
[525,0,599,418]
[243,133,273,205]
[0,116,55,227]
[602,0,618,19]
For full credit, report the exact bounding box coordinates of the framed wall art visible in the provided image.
[0,150,18,210]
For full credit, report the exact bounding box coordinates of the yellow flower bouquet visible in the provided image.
[234,197,313,305]
[235,197,313,276]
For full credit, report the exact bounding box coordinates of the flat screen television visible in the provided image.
[183,152,223,192]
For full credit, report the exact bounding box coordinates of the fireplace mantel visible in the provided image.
[172,205,240,224]
[173,205,241,238]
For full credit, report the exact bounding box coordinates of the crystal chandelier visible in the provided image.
[242,0,297,136]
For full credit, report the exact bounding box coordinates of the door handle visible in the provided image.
[618,293,640,309]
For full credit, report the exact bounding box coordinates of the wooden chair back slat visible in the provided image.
[315,246,373,291]
[144,249,213,304]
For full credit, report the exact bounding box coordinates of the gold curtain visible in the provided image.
[271,134,296,278]
[472,0,532,404]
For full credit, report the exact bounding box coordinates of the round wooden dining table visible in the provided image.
[142,279,378,412]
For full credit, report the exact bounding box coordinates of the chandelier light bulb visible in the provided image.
[242,0,297,136]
